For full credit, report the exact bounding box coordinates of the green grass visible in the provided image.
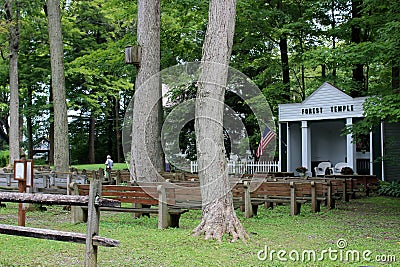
[0,197,399,266]
[71,163,129,171]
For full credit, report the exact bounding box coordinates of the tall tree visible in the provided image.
[193,0,247,241]
[46,0,69,171]
[130,0,164,182]
[350,0,365,97]
[5,0,20,165]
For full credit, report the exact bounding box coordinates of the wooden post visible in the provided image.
[85,176,101,267]
[326,181,334,209]
[18,180,26,226]
[290,182,298,216]
[70,182,87,223]
[157,185,169,229]
[343,179,348,202]
[243,181,253,218]
[311,181,318,212]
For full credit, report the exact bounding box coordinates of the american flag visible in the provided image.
[256,126,275,157]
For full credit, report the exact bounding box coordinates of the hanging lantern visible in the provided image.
[125,45,141,66]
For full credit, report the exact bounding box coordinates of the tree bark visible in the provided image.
[277,0,290,101]
[193,0,247,242]
[5,0,20,165]
[88,116,95,164]
[130,0,164,182]
[351,0,364,97]
[114,96,122,163]
[46,0,69,171]
[49,88,55,165]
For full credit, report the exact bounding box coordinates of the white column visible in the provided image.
[301,121,311,169]
[346,118,355,170]
[369,130,373,175]
[278,123,282,171]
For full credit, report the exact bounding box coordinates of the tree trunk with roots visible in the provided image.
[193,0,248,242]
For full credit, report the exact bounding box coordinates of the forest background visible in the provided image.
[0,0,399,166]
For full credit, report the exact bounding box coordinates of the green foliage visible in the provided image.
[0,150,9,167]
[378,181,400,197]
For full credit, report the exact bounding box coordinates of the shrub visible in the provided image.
[295,166,307,173]
[378,181,400,197]
[340,166,354,175]
[0,150,9,167]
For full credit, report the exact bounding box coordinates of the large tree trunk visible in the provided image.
[27,87,33,159]
[193,0,247,242]
[351,0,364,97]
[114,97,122,163]
[49,88,55,166]
[46,0,69,172]
[277,0,290,101]
[5,0,20,165]
[130,0,164,182]
[88,116,96,164]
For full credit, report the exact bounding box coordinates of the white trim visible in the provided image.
[279,123,282,172]
[346,118,354,169]
[301,121,310,169]
[190,160,280,174]
[369,131,373,175]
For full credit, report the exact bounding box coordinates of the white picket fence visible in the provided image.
[190,160,280,174]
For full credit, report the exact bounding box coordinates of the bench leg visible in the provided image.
[132,203,150,218]
[252,204,259,216]
[312,201,321,213]
[169,214,181,228]
[264,202,274,209]
[71,206,87,223]
[291,202,301,215]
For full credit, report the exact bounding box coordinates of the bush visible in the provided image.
[378,181,400,197]
[340,166,354,175]
[0,150,9,167]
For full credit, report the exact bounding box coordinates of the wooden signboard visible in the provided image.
[14,160,26,181]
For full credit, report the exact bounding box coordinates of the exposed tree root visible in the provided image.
[192,197,249,242]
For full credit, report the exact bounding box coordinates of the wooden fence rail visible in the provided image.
[0,177,119,267]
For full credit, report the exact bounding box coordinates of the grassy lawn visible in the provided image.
[71,163,129,171]
[0,196,399,266]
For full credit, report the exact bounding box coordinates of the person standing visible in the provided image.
[105,155,114,183]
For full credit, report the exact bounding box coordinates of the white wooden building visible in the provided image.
[278,82,400,181]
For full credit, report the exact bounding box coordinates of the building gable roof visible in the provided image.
[279,82,367,122]
[303,82,352,105]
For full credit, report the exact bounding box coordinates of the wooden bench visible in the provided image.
[70,183,188,228]
[243,180,334,217]
[326,174,379,197]
[137,180,247,213]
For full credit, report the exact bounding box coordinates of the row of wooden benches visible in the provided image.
[69,176,361,228]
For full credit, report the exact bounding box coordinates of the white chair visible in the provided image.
[331,162,348,175]
[314,162,331,176]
